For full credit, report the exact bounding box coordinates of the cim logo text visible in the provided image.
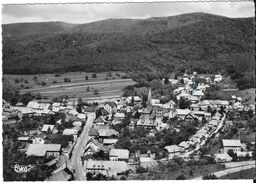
[12,164,33,173]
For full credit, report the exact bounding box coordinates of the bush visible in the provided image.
[54,73,61,77]
[93,89,99,95]
[121,75,128,79]
[176,175,186,180]
[33,76,38,81]
[106,72,112,77]
[136,166,147,173]
[40,81,46,86]
[14,78,19,83]
[203,174,218,179]
[120,176,127,180]
[64,78,71,82]
[52,80,57,83]
[24,80,29,84]
[92,73,97,78]
[198,158,209,165]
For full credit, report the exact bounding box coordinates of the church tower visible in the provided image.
[147,88,152,106]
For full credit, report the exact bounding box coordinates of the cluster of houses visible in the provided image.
[214,139,254,163]
[2,71,255,180]
[164,111,224,160]
[2,98,92,181]
[162,72,222,86]
[2,99,77,122]
[81,72,255,176]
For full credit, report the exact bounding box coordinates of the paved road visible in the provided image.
[223,160,255,168]
[193,161,256,180]
[71,113,95,180]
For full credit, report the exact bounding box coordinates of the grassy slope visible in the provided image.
[219,168,256,179]
[216,88,255,104]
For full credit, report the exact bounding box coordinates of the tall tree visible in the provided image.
[164,76,169,85]
[179,97,191,109]
[76,98,83,113]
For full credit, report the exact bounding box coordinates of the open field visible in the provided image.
[217,88,255,104]
[219,168,255,179]
[21,79,135,98]
[129,163,225,180]
[3,72,136,99]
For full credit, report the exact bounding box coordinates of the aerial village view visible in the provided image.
[2,2,256,181]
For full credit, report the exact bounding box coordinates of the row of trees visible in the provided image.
[3,84,41,105]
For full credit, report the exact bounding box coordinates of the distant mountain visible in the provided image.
[2,13,255,88]
[2,21,76,37]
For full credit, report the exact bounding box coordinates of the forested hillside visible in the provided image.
[2,13,255,88]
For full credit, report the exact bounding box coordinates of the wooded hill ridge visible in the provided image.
[2,12,255,89]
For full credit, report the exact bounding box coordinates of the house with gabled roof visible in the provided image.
[89,127,99,137]
[176,92,191,101]
[27,101,51,111]
[103,139,118,146]
[97,128,119,140]
[222,139,241,153]
[198,100,211,111]
[178,141,190,150]
[26,144,61,158]
[12,106,35,116]
[192,90,204,99]
[208,119,218,127]
[164,145,184,159]
[190,103,200,111]
[63,128,78,136]
[85,138,104,152]
[103,101,117,114]
[41,124,58,134]
[188,95,200,103]
[85,160,129,177]
[126,96,141,105]
[176,109,191,120]
[184,112,198,123]
[94,116,107,125]
[138,105,156,129]
[214,153,232,163]
[109,149,129,162]
[32,133,47,144]
[136,118,157,129]
[114,112,125,119]
[46,165,73,181]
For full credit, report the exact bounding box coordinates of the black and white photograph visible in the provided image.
[1,1,255,181]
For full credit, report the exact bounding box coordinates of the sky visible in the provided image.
[2,1,255,24]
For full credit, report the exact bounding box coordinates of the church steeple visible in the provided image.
[147,88,152,106]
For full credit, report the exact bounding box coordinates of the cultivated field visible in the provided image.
[3,72,136,99]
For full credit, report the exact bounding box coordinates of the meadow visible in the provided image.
[217,88,255,104]
[3,71,136,99]
[219,168,255,179]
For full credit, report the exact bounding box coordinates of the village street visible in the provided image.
[71,113,95,180]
